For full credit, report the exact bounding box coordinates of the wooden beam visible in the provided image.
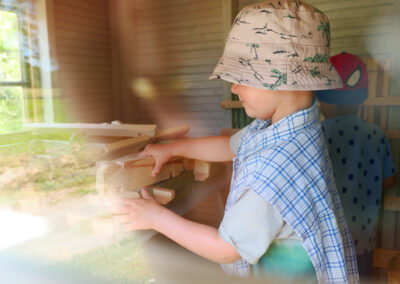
[220,128,240,136]
[384,196,400,212]
[103,160,185,192]
[386,130,400,139]
[373,248,400,269]
[363,97,400,106]
[154,125,190,141]
[24,123,158,138]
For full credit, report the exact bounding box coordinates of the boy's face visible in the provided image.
[231,83,281,120]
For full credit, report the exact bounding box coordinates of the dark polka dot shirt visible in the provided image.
[321,115,396,255]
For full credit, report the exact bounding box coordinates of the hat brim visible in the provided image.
[209,56,343,91]
[316,88,368,105]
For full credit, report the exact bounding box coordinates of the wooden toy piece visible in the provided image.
[182,158,195,171]
[387,253,400,284]
[193,160,211,181]
[119,186,175,205]
[154,125,190,141]
[101,135,150,154]
[24,122,158,138]
[150,187,175,204]
[108,161,184,192]
[96,162,122,198]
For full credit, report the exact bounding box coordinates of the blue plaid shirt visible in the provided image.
[221,101,359,283]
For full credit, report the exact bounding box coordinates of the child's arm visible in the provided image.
[140,135,235,176]
[115,188,241,264]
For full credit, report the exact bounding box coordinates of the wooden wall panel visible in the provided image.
[52,0,114,123]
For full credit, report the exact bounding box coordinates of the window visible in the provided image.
[0,6,26,134]
[0,0,56,135]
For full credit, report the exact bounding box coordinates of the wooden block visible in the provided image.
[102,135,150,154]
[387,254,400,284]
[24,122,158,138]
[183,158,195,171]
[155,125,190,141]
[194,160,211,181]
[96,162,122,196]
[373,248,400,269]
[220,128,240,136]
[120,186,175,205]
[107,162,185,192]
[114,155,182,169]
[384,196,400,212]
[151,187,175,204]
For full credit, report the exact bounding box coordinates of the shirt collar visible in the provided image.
[237,99,320,157]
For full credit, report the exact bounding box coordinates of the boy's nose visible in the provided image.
[231,83,239,94]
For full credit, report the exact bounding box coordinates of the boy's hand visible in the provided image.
[112,188,164,231]
[139,144,172,176]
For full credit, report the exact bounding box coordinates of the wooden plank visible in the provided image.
[220,128,240,136]
[155,125,190,141]
[373,248,400,269]
[386,130,400,140]
[24,123,158,138]
[136,0,220,13]
[102,135,151,154]
[136,15,221,34]
[107,162,185,191]
[384,196,400,212]
[315,0,393,12]
[136,0,221,21]
[363,97,400,106]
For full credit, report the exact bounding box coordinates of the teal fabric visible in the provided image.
[253,240,317,283]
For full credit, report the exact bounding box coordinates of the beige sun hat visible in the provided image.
[210,0,342,90]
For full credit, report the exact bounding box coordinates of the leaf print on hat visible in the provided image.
[234,10,250,26]
[238,58,264,81]
[317,22,330,47]
[304,54,328,63]
[246,43,260,60]
[263,69,287,90]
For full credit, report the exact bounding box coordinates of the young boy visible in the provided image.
[117,1,359,283]
[316,52,397,280]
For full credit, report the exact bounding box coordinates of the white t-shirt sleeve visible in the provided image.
[229,128,246,154]
[218,189,284,264]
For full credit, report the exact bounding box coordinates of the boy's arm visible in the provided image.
[140,135,235,176]
[116,189,240,264]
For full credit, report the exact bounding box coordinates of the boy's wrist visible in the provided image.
[151,206,176,232]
